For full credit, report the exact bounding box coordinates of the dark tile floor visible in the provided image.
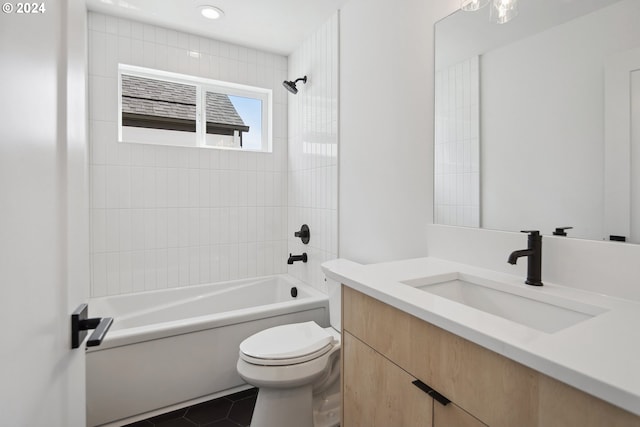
[124,388,257,427]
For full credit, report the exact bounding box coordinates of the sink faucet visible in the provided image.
[508,230,543,286]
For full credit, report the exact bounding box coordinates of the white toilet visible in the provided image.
[236,279,341,427]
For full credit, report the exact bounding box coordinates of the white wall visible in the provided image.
[88,13,289,297]
[287,13,339,293]
[339,0,437,264]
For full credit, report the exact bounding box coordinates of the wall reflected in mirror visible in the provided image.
[434,0,640,243]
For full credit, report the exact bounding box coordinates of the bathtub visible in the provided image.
[86,274,329,426]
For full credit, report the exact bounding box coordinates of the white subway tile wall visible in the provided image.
[287,13,339,293]
[88,12,288,297]
[434,56,480,228]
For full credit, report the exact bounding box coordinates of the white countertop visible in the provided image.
[322,257,640,416]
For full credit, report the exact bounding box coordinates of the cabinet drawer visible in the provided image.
[343,286,538,427]
[434,401,487,427]
[343,331,433,427]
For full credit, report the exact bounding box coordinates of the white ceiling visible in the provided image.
[85,0,349,56]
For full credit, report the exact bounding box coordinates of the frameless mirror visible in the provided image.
[434,0,640,243]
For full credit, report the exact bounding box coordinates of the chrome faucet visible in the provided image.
[508,230,543,286]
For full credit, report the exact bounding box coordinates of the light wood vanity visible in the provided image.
[341,285,640,427]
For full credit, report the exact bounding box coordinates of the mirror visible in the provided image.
[434,0,640,243]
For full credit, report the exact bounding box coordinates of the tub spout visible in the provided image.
[288,253,308,264]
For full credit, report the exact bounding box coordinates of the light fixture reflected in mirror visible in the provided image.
[460,0,489,12]
[490,0,519,24]
[461,0,519,24]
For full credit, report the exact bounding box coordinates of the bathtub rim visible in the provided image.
[86,276,329,352]
[90,273,307,311]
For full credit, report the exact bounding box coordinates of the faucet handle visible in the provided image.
[520,230,540,237]
[553,226,573,236]
[294,224,310,244]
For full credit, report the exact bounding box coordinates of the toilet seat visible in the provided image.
[240,343,333,366]
[239,321,336,366]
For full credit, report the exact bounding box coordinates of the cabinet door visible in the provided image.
[434,402,487,427]
[343,332,433,427]
[538,375,640,427]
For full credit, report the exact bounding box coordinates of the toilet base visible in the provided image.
[313,390,341,427]
[250,384,314,427]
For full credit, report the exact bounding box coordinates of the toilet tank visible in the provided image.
[326,277,341,330]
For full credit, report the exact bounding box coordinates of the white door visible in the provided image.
[0,1,90,426]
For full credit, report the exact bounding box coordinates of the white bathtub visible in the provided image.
[86,275,329,426]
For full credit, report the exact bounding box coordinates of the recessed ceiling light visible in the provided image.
[199,5,224,20]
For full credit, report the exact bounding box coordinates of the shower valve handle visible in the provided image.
[294,224,310,244]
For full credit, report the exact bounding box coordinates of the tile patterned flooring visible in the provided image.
[124,388,257,427]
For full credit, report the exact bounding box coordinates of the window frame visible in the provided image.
[118,64,273,152]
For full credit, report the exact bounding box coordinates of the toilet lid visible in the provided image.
[239,321,334,361]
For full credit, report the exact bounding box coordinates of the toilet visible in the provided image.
[236,279,341,427]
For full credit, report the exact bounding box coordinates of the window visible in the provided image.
[118,64,272,152]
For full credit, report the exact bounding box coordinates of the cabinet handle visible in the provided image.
[412,379,451,406]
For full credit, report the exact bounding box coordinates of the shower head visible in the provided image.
[282,76,307,94]
[282,80,298,94]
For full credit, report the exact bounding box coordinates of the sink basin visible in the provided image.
[402,273,607,333]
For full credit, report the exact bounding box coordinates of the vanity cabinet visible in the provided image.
[343,331,484,427]
[341,286,640,427]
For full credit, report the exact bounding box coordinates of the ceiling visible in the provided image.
[85,0,349,56]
